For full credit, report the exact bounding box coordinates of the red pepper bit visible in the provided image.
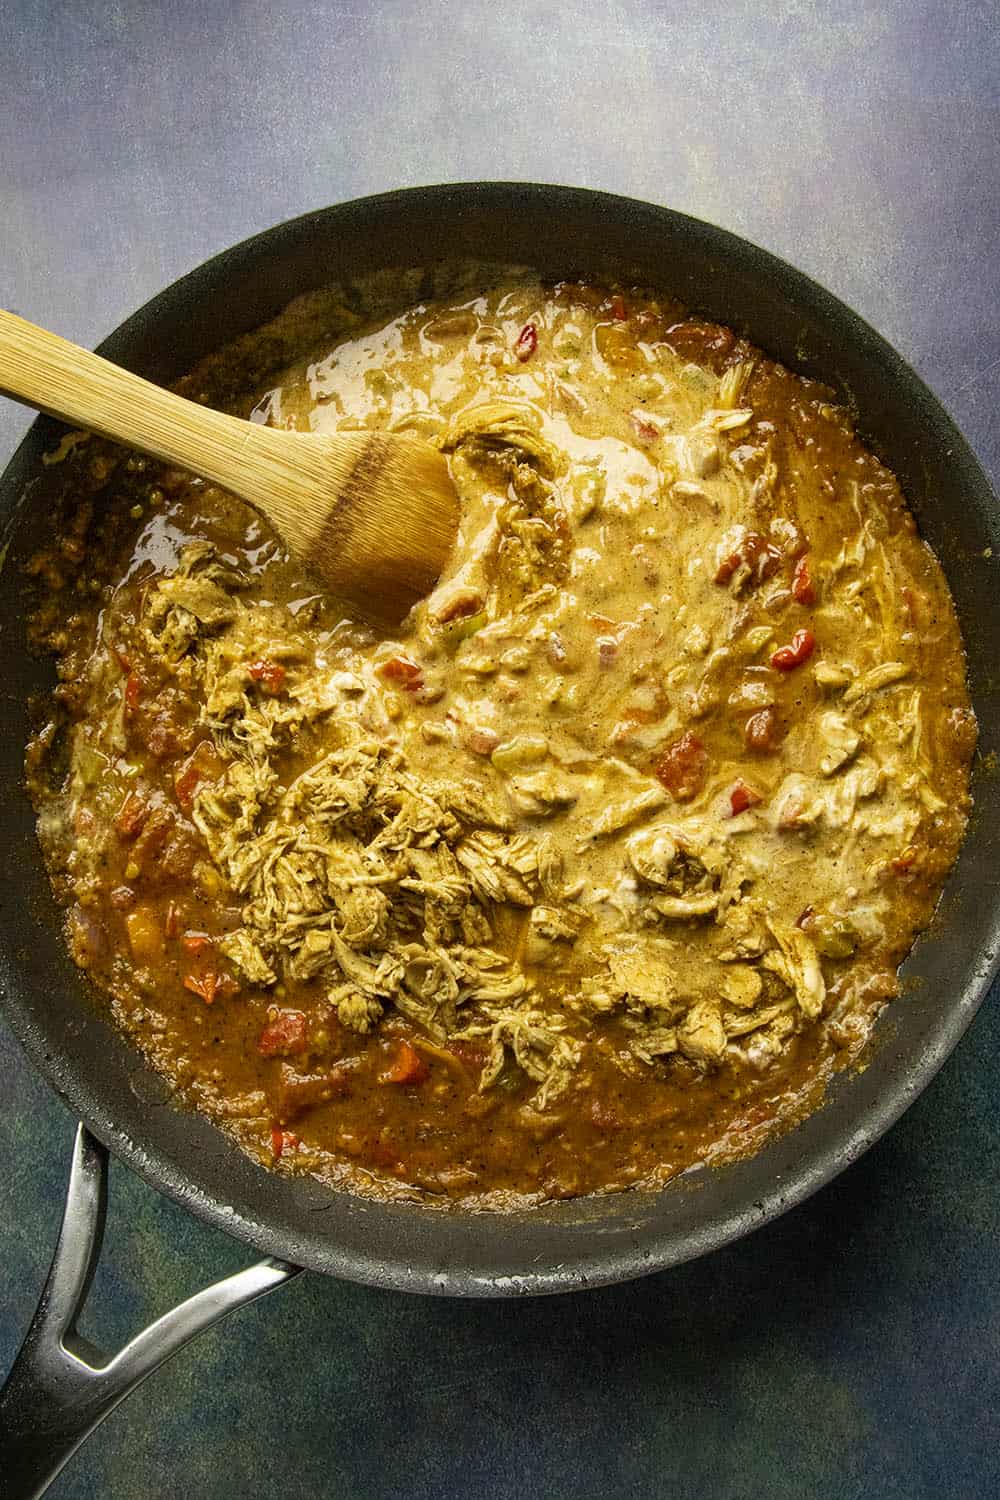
[124,672,142,712]
[164,902,181,939]
[514,322,538,361]
[114,791,148,840]
[770,629,816,672]
[258,1009,309,1058]
[654,731,708,802]
[174,763,200,813]
[380,1040,430,1085]
[744,707,779,752]
[791,554,817,606]
[609,294,627,321]
[184,972,218,1004]
[729,780,763,816]
[247,658,286,694]
[183,970,237,1005]
[376,654,424,691]
[270,1126,300,1160]
[434,590,483,623]
[715,551,743,585]
[174,740,222,814]
[714,532,781,587]
[181,931,212,955]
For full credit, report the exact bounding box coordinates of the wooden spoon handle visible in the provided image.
[0,308,276,497]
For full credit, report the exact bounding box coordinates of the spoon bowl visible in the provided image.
[0,308,460,631]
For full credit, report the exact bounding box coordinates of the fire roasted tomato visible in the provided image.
[514,322,538,361]
[654,732,708,801]
[770,630,816,672]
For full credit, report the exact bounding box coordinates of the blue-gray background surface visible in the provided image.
[2,3,998,1496]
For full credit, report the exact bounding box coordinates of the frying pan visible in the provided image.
[0,184,997,1497]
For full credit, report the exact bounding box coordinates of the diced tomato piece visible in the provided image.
[183,970,236,1005]
[380,1040,430,1085]
[247,658,286,694]
[376,654,423,691]
[654,731,708,802]
[184,972,218,1004]
[115,791,149,840]
[747,534,782,579]
[433,589,483,623]
[270,1126,300,1160]
[174,739,222,813]
[744,707,779,752]
[181,931,212,955]
[609,294,627,321]
[729,780,762,816]
[514,322,538,361]
[791,554,816,606]
[770,629,816,672]
[715,531,781,587]
[715,551,743,585]
[124,673,143,712]
[258,1009,309,1058]
[174,764,201,812]
[114,644,132,672]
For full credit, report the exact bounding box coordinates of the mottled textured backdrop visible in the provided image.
[2,2,999,1496]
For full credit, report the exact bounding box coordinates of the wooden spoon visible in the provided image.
[0,309,460,632]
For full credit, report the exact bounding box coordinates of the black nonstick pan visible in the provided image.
[1,184,997,1498]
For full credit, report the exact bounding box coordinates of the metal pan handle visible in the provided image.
[0,1124,302,1499]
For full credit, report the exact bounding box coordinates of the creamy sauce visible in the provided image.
[28,275,975,1207]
